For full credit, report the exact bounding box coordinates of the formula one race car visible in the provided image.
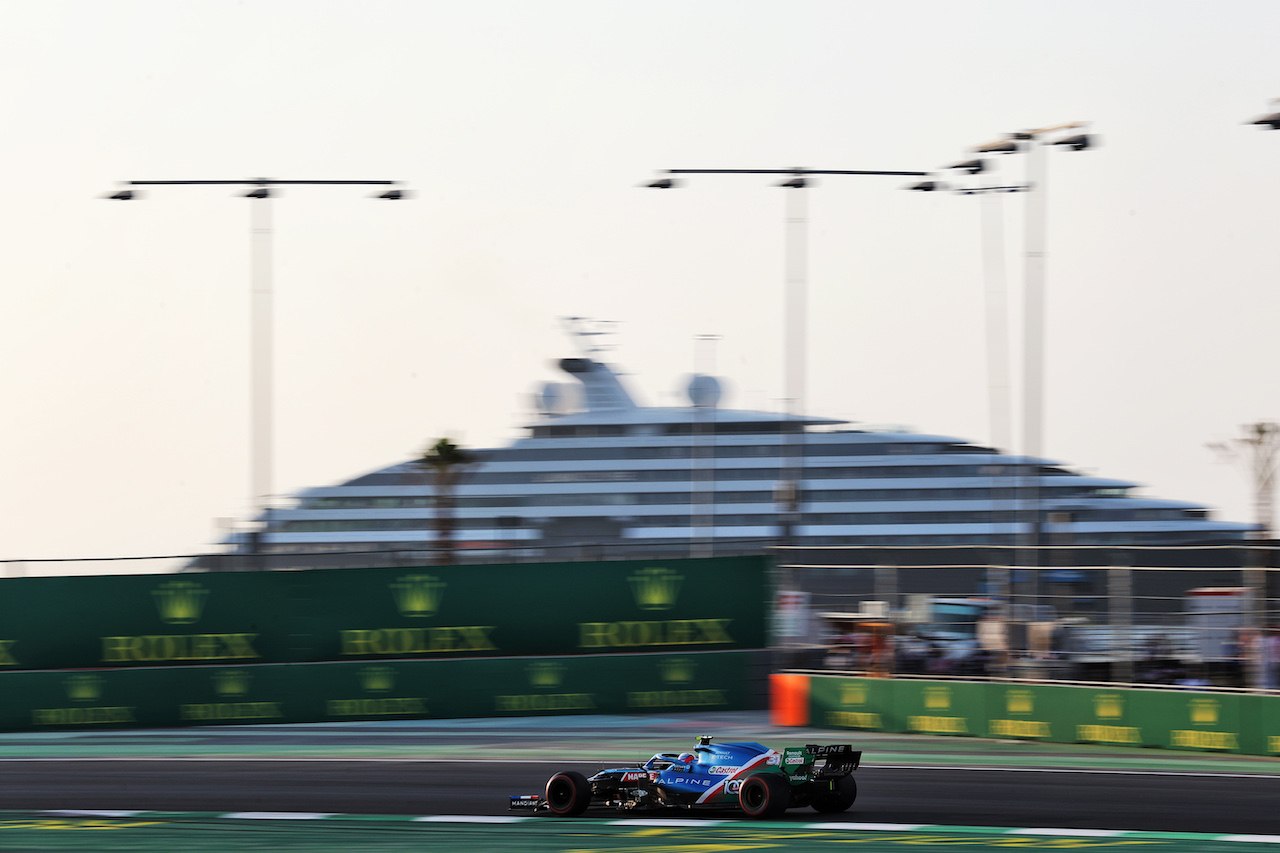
[510,736,861,819]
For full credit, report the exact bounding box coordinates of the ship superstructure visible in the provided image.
[247,326,1250,560]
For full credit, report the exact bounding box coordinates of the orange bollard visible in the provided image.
[769,673,810,727]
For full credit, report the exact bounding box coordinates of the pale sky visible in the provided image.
[3,0,1278,574]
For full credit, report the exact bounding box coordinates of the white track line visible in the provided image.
[1007,828,1127,837]
[42,809,146,818]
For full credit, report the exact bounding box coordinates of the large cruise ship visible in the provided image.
[240,325,1251,563]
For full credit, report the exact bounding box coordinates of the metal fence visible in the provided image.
[771,544,1280,691]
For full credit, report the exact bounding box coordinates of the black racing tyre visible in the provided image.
[545,770,592,816]
[810,775,858,813]
[738,773,789,819]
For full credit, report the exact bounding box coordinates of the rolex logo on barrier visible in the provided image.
[328,666,426,718]
[360,666,396,693]
[181,670,282,723]
[152,580,209,625]
[213,670,251,697]
[1095,694,1123,719]
[658,657,696,684]
[1006,690,1033,715]
[526,661,566,688]
[34,674,135,727]
[1077,692,1141,745]
[65,674,104,703]
[840,684,867,706]
[391,574,446,618]
[908,685,965,735]
[628,567,683,611]
[1190,697,1219,725]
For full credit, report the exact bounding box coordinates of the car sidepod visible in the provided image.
[689,746,783,808]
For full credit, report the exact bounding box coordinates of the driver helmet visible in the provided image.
[678,752,696,764]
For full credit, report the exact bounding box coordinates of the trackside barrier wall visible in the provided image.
[0,650,764,732]
[0,556,767,670]
[771,674,1280,756]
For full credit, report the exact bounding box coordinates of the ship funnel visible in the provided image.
[559,358,638,413]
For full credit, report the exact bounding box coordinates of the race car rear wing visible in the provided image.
[803,744,861,778]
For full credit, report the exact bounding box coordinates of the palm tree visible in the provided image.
[417,438,475,565]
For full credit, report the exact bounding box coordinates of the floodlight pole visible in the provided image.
[909,176,1027,664]
[1244,103,1280,689]
[969,125,1092,639]
[107,178,406,565]
[648,166,926,552]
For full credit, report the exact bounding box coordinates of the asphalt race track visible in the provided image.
[2,759,1278,835]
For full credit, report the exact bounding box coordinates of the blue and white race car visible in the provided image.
[511,736,861,819]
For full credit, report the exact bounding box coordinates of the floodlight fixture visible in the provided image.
[975,139,1020,155]
[1053,134,1092,151]
[1251,111,1280,130]
[949,159,986,175]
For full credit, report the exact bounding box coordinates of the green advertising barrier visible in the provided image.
[809,674,895,732]
[894,679,987,738]
[806,674,1280,757]
[985,683,1085,742]
[0,650,762,732]
[0,556,766,671]
[1258,693,1280,756]
[1128,688,1246,752]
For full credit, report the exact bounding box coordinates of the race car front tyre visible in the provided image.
[545,770,592,816]
[738,773,789,819]
[809,775,857,813]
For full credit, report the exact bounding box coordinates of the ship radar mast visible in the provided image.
[556,317,638,413]
[561,316,620,359]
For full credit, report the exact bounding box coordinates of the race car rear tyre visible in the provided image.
[810,775,857,813]
[738,773,789,819]
[545,770,591,816]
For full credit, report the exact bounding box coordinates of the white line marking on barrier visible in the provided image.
[414,816,531,823]
[872,764,1280,779]
[221,812,337,820]
[5,756,1280,778]
[1218,836,1280,844]
[805,822,927,831]
[0,757,605,764]
[610,818,727,827]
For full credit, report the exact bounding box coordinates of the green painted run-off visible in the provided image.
[3,812,1280,853]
